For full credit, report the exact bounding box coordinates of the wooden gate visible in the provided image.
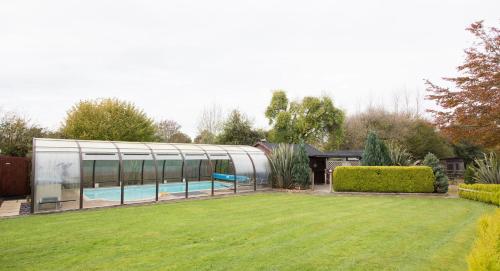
[0,156,31,197]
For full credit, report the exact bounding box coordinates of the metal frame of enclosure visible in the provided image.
[31,138,271,213]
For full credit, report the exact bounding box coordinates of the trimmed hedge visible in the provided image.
[332,166,435,193]
[458,184,500,206]
[467,209,500,271]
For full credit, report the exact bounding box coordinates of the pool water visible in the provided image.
[84,181,232,201]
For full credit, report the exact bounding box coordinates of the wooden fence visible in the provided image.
[0,156,31,197]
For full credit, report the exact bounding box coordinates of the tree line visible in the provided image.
[0,21,497,164]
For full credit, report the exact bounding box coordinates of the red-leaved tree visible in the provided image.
[426,21,500,151]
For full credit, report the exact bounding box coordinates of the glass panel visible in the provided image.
[250,153,271,189]
[79,141,117,153]
[212,159,236,196]
[157,159,186,201]
[34,151,80,212]
[184,160,201,182]
[231,153,255,192]
[161,160,183,183]
[238,146,262,153]
[186,159,213,198]
[123,160,156,204]
[143,160,157,184]
[82,160,121,208]
[148,143,180,153]
[222,146,246,152]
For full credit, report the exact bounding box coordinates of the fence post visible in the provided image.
[310,169,314,191]
[329,169,333,192]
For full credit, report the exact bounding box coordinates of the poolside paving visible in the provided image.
[0,199,26,217]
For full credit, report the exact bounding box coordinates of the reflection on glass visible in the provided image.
[34,152,80,212]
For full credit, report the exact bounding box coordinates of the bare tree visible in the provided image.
[155,119,181,142]
[197,104,224,136]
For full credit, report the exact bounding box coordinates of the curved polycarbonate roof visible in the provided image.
[33,138,266,158]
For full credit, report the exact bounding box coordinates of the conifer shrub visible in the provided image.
[292,142,310,189]
[362,131,391,166]
[423,153,449,193]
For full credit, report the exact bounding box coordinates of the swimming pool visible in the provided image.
[84,181,233,201]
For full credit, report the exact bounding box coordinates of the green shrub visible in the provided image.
[292,142,310,189]
[423,153,449,193]
[362,132,391,166]
[467,209,500,271]
[332,166,435,193]
[458,184,500,206]
[464,165,476,184]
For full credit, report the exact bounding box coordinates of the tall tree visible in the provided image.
[341,107,454,159]
[362,131,390,166]
[194,130,216,144]
[402,120,454,159]
[61,98,156,141]
[341,106,415,150]
[168,132,192,143]
[155,119,181,142]
[0,112,47,157]
[452,141,485,166]
[216,110,263,145]
[426,21,500,151]
[265,90,344,150]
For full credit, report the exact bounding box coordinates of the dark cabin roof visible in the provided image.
[322,150,363,158]
[254,142,362,159]
[255,142,324,157]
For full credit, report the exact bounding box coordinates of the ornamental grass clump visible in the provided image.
[471,152,500,184]
[269,142,311,189]
[387,141,413,166]
[269,144,296,189]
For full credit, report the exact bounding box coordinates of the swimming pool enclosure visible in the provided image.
[31,138,271,213]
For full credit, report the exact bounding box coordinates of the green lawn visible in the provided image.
[0,194,495,271]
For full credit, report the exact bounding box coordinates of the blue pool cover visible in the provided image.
[212,173,249,182]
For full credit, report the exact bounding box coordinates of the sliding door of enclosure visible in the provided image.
[199,145,234,196]
[80,141,121,208]
[179,145,210,198]
[116,143,157,205]
[150,144,184,201]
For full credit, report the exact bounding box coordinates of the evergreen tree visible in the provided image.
[362,131,390,166]
[216,110,263,145]
[292,142,310,188]
[463,165,476,184]
[423,153,449,193]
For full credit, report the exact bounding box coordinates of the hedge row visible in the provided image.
[458,184,500,206]
[332,166,435,193]
[467,209,500,271]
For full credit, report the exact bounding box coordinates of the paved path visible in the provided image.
[0,199,25,217]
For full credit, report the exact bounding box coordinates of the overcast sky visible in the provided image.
[0,0,498,137]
